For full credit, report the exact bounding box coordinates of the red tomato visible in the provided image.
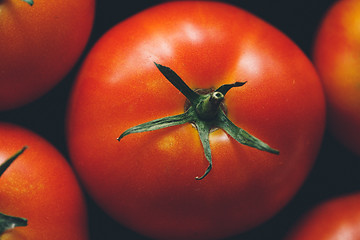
[67,2,325,239]
[285,193,360,240]
[0,122,89,239]
[313,0,360,156]
[0,0,95,111]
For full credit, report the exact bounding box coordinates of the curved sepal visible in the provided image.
[117,111,195,141]
[216,111,279,154]
[154,62,200,105]
[0,146,27,178]
[0,213,27,234]
[215,81,247,96]
[21,0,34,6]
[193,121,212,180]
[0,147,28,235]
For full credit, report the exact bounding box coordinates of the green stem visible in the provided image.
[0,147,28,235]
[117,63,279,180]
[195,92,224,120]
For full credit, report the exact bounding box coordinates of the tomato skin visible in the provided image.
[313,0,360,156]
[67,2,325,239]
[286,193,360,240]
[0,122,89,240]
[0,0,95,111]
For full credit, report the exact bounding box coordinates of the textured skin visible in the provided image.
[0,0,95,110]
[0,123,89,240]
[286,193,360,240]
[313,0,360,156]
[67,2,326,239]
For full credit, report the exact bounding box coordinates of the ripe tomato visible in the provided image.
[313,0,360,156]
[67,2,325,239]
[0,0,95,111]
[0,122,89,239]
[285,193,360,240]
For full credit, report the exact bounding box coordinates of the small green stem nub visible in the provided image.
[21,0,34,6]
[0,147,28,235]
[117,62,279,180]
[195,92,224,120]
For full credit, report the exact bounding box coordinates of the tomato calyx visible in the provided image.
[20,0,34,6]
[0,147,28,235]
[117,63,279,180]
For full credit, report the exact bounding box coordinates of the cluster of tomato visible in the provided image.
[0,0,359,239]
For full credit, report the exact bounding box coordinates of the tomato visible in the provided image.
[67,2,325,239]
[313,0,360,156]
[0,122,89,239]
[285,193,360,240]
[0,0,95,111]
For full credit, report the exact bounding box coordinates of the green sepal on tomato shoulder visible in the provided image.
[21,0,34,6]
[0,147,28,234]
[117,63,279,180]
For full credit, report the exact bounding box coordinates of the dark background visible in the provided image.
[1,0,360,239]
